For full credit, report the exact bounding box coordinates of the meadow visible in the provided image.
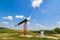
[0,33,60,40]
[0,36,60,40]
[0,27,60,40]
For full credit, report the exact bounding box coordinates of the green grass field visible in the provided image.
[0,33,60,40]
[0,27,60,40]
[14,37,60,40]
[0,37,60,40]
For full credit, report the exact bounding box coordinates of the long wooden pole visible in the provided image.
[24,22,27,38]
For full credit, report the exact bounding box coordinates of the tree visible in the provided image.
[54,27,60,34]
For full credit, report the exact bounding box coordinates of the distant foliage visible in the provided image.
[54,27,60,34]
[0,27,5,29]
[32,27,60,34]
[0,27,60,34]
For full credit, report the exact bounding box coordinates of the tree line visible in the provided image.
[32,27,60,34]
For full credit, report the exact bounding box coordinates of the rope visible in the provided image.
[28,7,39,20]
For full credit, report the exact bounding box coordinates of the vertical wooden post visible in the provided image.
[24,22,27,38]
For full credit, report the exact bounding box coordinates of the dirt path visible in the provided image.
[20,34,60,40]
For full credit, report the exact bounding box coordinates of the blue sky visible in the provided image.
[0,0,60,30]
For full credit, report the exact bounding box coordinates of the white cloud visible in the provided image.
[41,10,45,12]
[2,21,9,24]
[31,0,43,8]
[2,16,13,20]
[56,20,60,24]
[15,15,26,19]
[36,23,44,28]
[51,26,60,30]
[36,23,49,30]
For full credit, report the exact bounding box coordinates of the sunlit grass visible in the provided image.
[0,37,60,40]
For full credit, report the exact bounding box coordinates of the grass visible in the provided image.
[0,37,60,40]
[0,33,60,40]
[0,27,60,40]
[16,37,60,40]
